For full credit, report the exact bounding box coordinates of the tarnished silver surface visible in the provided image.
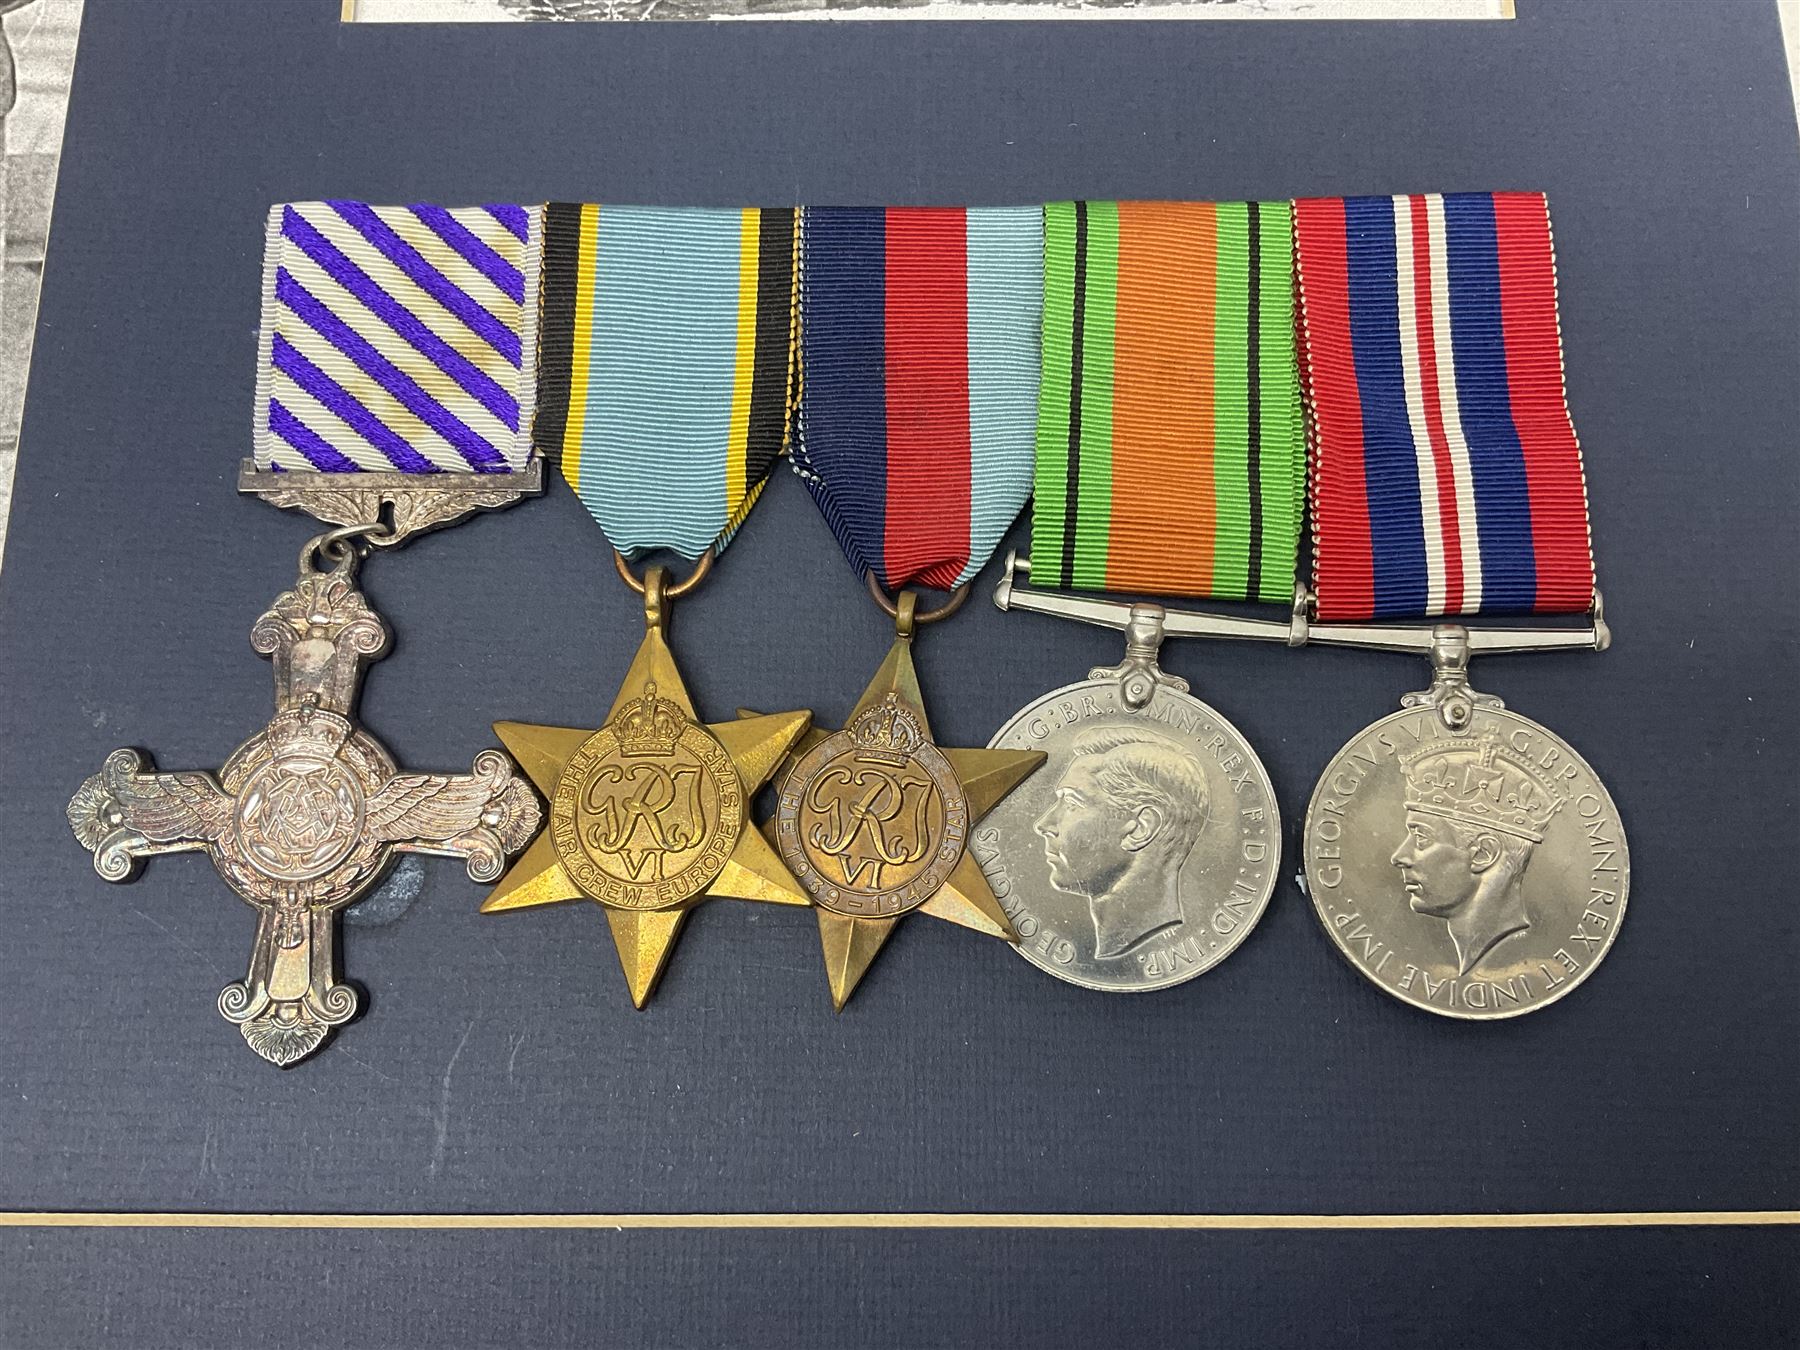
[1303,657,1629,1020]
[237,457,543,546]
[977,659,1279,994]
[66,534,540,1065]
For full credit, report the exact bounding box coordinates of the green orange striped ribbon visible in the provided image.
[1030,200,1304,603]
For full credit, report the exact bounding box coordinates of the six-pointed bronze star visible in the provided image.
[749,627,1045,1010]
[483,615,812,1008]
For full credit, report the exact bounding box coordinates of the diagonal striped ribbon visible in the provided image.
[252,201,540,474]
[535,204,798,561]
[1029,201,1304,604]
[1294,192,1595,621]
[792,206,1042,592]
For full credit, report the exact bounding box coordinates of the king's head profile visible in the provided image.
[1391,730,1566,975]
[1032,725,1210,961]
[614,682,686,758]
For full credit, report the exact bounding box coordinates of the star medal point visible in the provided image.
[759,589,1044,1009]
[776,206,1049,1006]
[478,203,813,1006]
[484,565,812,1007]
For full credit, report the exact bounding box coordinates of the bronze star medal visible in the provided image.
[760,592,1045,1009]
[482,566,813,1006]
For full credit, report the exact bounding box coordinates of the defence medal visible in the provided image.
[66,201,545,1065]
[1292,192,1627,1018]
[986,200,1297,994]
[480,204,815,1007]
[768,206,1048,1009]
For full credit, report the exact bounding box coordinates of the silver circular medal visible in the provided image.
[1304,703,1628,1019]
[976,676,1279,993]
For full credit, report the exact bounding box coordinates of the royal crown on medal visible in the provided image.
[615,684,688,757]
[1289,192,1627,1018]
[766,205,1050,1008]
[67,201,547,1065]
[1399,731,1566,844]
[477,204,817,1008]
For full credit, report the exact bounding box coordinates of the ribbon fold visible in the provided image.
[1028,200,1305,605]
[793,206,1042,593]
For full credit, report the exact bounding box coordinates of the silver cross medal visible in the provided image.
[67,485,542,1067]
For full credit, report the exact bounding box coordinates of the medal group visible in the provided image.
[66,194,1629,1066]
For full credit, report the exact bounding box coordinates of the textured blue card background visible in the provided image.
[0,0,1795,1345]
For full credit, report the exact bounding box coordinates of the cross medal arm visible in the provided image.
[363,757,541,882]
[67,752,234,880]
[65,541,541,1067]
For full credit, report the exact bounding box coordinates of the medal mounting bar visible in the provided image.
[995,551,1304,652]
[1295,585,1610,658]
[1300,587,1610,731]
[237,457,545,547]
[995,551,1608,657]
[995,552,1609,729]
[992,552,1241,710]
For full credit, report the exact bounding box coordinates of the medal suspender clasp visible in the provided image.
[992,551,1304,649]
[995,551,1611,727]
[1298,585,1611,732]
[239,457,544,547]
[1296,584,1610,659]
[998,551,1607,661]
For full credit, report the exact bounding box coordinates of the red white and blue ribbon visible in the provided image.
[253,201,541,475]
[792,206,1041,593]
[1294,192,1594,621]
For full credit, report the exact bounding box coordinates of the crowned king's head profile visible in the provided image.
[1391,730,1567,975]
[1032,725,1210,960]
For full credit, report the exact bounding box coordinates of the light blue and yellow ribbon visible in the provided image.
[536,204,799,560]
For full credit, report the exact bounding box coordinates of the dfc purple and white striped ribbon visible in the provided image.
[251,201,542,474]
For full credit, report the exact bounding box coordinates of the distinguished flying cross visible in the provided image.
[66,551,540,1067]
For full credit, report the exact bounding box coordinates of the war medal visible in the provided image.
[67,202,546,1065]
[983,201,1299,994]
[765,206,1047,1009]
[480,205,815,1007]
[1292,192,1627,1019]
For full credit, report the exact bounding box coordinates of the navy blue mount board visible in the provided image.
[0,0,1795,1345]
[5,1227,1797,1348]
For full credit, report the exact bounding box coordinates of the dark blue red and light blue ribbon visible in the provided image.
[793,207,1041,593]
[1295,192,1594,621]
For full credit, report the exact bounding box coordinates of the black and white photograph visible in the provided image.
[0,0,77,565]
[349,0,1510,21]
